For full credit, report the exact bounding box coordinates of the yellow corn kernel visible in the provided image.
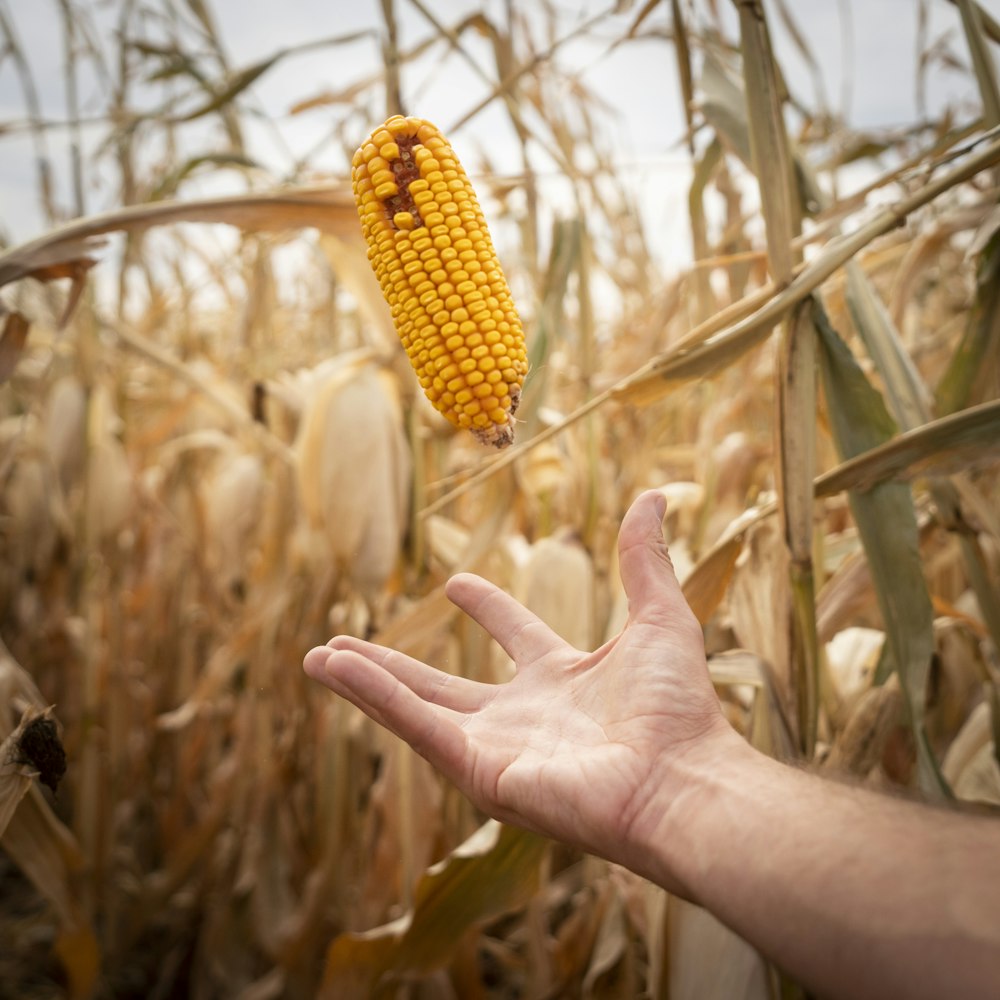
[351,115,528,447]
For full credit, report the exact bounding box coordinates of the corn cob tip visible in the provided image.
[351,115,528,448]
[472,383,520,447]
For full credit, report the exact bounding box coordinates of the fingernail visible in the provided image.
[303,646,331,676]
[653,491,667,521]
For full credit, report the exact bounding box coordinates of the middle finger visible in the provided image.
[324,635,493,713]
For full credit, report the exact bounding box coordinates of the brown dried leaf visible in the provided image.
[727,517,793,703]
[0,784,87,929]
[0,308,30,384]
[321,821,548,998]
[582,887,634,999]
[370,585,460,665]
[53,924,101,1000]
[0,238,103,291]
[824,676,905,777]
[0,186,358,292]
[0,712,35,837]
[683,533,743,626]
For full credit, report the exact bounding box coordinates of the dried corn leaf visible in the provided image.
[942,702,1000,804]
[173,52,285,123]
[0,786,91,955]
[687,138,722,323]
[738,0,840,758]
[582,887,634,999]
[0,238,100,295]
[846,263,932,432]
[686,394,998,642]
[779,305,821,752]
[670,0,695,145]
[738,0,799,280]
[708,650,797,760]
[111,322,294,463]
[814,399,1000,494]
[683,532,744,626]
[664,896,770,1000]
[320,821,548,998]
[0,186,358,292]
[0,661,85,939]
[0,711,37,837]
[370,585,460,665]
[936,224,1000,414]
[888,213,976,329]
[844,247,1000,686]
[824,676,905,778]
[0,763,32,839]
[358,734,445,924]
[53,923,101,1000]
[727,516,794,726]
[157,587,289,729]
[956,0,1000,124]
[698,50,752,167]
[0,308,30,385]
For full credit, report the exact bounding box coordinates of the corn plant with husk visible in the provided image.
[0,0,998,997]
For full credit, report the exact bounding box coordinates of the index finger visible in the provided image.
[446,573,568,665]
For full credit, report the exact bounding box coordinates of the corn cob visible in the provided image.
[351,116,528,448]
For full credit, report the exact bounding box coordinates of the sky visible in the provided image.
[0,0,998,276]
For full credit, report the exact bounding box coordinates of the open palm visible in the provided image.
[303,491,731,879]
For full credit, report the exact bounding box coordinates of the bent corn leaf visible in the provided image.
[321,820,548,998]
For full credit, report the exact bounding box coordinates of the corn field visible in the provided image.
[1,0,999,997]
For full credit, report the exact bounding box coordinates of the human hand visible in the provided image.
[303,490,738,888]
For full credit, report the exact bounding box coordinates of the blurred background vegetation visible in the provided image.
[1,0,999,997]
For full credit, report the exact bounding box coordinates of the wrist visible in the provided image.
[628,724,766,899]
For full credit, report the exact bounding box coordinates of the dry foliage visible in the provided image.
[0,0,999,997]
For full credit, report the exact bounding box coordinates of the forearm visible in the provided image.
[644,734,1000,1000]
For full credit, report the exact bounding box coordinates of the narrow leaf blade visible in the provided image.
[813,299,947,797]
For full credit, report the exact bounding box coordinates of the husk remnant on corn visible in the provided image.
[352,115,529,448]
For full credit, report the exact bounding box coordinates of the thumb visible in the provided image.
[618,490,698,632]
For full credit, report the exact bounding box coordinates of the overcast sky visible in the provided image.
[1,0,998,264]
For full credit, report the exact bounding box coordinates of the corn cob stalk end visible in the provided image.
[352,116,528,448]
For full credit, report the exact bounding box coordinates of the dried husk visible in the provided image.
[294,357,410,601]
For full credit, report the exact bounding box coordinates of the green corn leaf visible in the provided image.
[813,298,949,799]
[936,222,1000,415]
[956,0,1000,125]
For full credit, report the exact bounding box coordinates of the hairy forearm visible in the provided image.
[643,735,1000,1000]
